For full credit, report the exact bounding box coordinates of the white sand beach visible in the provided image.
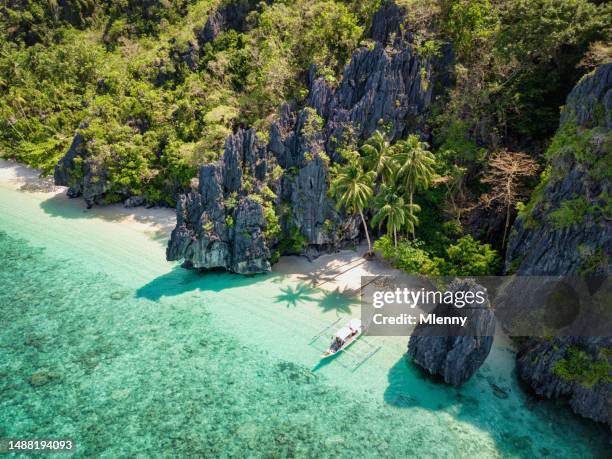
[0,158,396,291]
[274,247,402,294]
[0,159,176,241]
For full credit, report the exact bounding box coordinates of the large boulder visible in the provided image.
[503,64,612,427]
[408,279,495,387]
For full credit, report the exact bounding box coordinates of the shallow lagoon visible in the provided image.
[0,185,609,457]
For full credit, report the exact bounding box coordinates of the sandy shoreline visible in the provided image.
[0,158,177,241]
[0,158,399,292]
[273,249,401,295]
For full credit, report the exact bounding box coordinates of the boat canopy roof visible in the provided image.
[349,318,362,330]
[335,327,352,340]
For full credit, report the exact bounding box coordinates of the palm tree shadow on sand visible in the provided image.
[317,287,359,314]
[273,283,319,307]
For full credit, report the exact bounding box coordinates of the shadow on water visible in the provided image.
[137,267,358,315]
[383,354,612,457]
[135,267,272,300]
[311,352,341,373]
[384,356,454,411]
[39,193,93,219]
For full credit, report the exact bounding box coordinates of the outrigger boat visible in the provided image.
[320,318,363,359]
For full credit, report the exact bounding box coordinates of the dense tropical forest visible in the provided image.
[0,0,610,276]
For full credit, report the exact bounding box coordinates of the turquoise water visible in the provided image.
[0,184,609,458]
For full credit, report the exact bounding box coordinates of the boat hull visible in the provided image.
[320,329,362,359]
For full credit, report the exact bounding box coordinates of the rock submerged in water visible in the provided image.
[407,279,495,387]
[29,369,57,387]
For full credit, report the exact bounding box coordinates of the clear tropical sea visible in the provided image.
[0,183,609,458]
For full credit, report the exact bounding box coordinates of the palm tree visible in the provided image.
[372,185,407,247]
[360,130,395,185]
[403,202,421,240]
[393,135,436,238]
[329,159,375,255]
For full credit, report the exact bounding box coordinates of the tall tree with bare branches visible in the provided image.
[481,151,538,247]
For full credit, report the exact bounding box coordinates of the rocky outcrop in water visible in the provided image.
[167,3,452,273]
[503,64,612,427]
[407,279,495,387]
[515,336,611,426]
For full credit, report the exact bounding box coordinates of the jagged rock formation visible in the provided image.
[54,130,109,208]
[515,336,611,426]
[53,1,450,217]
[197,0,263,45]
[167,3,452,273]
[370,2,403,44]
[506,65,612,276]
[503,64,611,427]
[407,279,495,387]
[166,130,271,274]
[54,126,145,209]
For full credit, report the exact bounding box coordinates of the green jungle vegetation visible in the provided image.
[1,0,610,276]
[554,347,612,388]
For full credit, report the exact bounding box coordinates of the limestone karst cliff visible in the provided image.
[407,278,495,387]
[166,3,452,273]
[503,64,611,427]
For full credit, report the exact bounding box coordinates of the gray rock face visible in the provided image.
[54,131,84,191]
[268,103,358,251]
[54,129,109,208]
[506,65,612,277]
[166,138,271,275]
[231,198,271,273]
[168,2,450,272]
[370,2,403,44]
[407,279,495,387]
[323,42,433,151]
[560,64,612,129]
[516,337,611,426]
[504,64,612,427]
[197,0,263,45]
[124,196,145,208]
[169,39,199,72]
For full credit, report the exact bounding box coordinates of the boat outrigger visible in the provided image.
[320,318,363,359]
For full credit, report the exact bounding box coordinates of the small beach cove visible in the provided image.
[1,159,610,457]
